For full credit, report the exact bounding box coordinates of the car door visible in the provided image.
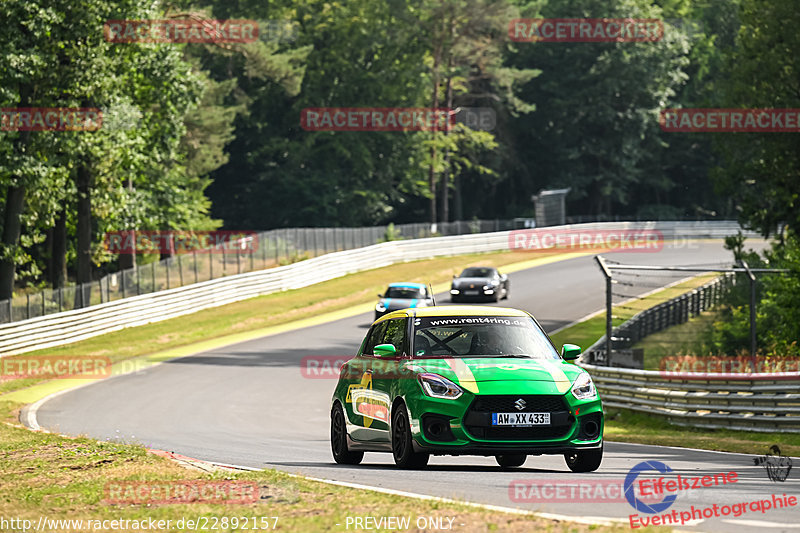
[365,316,409,443]
[345,320,386,443]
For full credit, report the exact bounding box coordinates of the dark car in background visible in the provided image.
[450,267,509,303]
[375,283,434,320]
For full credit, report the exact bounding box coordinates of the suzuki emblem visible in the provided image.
[514,398,526,410]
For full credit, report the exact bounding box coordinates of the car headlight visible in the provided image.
[375,303,386,312]
[418,373,463,399]
[450,289,460,294]
[571,372,597,400]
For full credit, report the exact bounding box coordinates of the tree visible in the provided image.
[505,0,691,217]
[712,0,800,238]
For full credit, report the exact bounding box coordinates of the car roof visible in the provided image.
[374,305,529,324]
[387,282,427,289]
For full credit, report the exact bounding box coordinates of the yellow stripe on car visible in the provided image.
[540,360,573,393]
[444,358,479,394]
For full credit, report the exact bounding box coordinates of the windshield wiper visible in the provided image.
[493,354,533,358]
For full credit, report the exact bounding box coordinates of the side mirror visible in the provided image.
[561,344,581,361]
[452,274,456,278]
[377,294,383,298]
[373,343,397,358]
[500,273,508,281]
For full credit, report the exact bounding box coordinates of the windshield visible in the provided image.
[385,287,426,299]
[412,316,559,359]
[459,267,495,278]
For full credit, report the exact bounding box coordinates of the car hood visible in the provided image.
[380,297,423,310]
[403,357,583,395]
[452,277,493,287]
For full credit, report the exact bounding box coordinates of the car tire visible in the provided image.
[391,404,429,469]
[495,454,527,468]
[564,443,603,472]
[330,403,364,465]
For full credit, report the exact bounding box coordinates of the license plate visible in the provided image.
[463,290,479,295]
[492,412,550,426]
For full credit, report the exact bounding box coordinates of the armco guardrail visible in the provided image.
[0,221,755,355]
[583,364,800,433]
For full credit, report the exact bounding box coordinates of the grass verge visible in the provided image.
[632,310,718,369]
[604,408,800,457]
[0,400,643,532]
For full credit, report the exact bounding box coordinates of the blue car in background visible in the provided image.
[375,283,434,320]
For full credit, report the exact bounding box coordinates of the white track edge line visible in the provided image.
[216,465,630,527]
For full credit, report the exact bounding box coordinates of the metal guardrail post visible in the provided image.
[595,255,613,361]
[741,260,758,358]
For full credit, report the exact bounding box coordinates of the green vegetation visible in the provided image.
[5,0,798,305]
[632,310,718,369]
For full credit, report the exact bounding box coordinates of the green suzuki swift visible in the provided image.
[330,306,603,470]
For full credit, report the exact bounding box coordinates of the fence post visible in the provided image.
[178,254,184,286]
[58,287,63,312]
[26,293,31,319]
[741,260,758,358]
[7,298,11,322]
[209,251,213,280]
[594,255,613,361]
[166,259,171,289]
[151,262,155,293]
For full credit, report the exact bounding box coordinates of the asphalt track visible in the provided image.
[35,240,799,532]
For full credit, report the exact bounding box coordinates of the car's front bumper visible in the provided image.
[450,289,498,301]
[406,392,603,455]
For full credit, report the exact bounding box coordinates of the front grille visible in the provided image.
[465,395,573,442]
[470,395,568,413]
